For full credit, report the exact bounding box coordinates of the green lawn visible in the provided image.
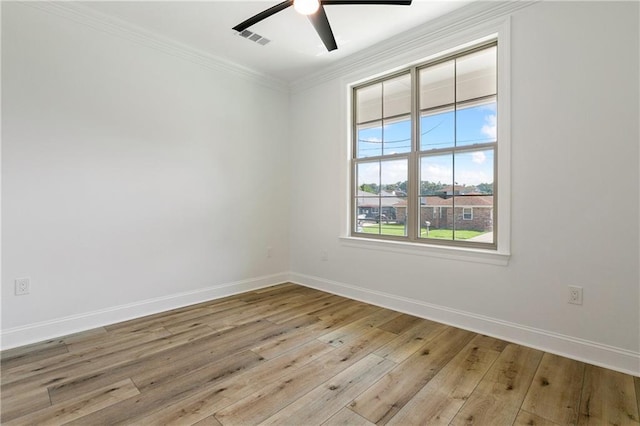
[360,223,486,240]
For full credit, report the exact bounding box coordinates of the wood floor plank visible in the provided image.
[260,354,396,425]
[2,325,215,403]
[318,308,402,347]
[315,301,381,327]
[214,327,397,426]
[63,326,172,354]
[513,409,561,426]
[308,298,364,319]
[238,283,314,302]
[63,350,264,425]
[48,319,284,403]
[5,379,139,426]
[204,293,317,329]
[578,364,640,425]
[450,343,544,426]
[387,335,502,426]
[192,415,223,426]
[104,306,218,334]
[1,339,69,370]
[250,316,328,359]
[323,408,376,426]
[1,326,173,385]
[521,352,585,425]
[265,294,346,324]
[127,340,336,425]
[0,386,52,423]
[373,319,448,363]
[350,326,476,425]
[471,334,509,352]
[377,313,423,334]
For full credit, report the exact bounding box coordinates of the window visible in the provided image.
[352,42,497,249]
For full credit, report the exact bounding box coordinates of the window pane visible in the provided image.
[456,46,497,102]
[356,83,382,123]
[356,161,380,194]
[383,115,411,155]
[419,154,452,196]
[357,122,383,158]
[419,60,454,110]
[456,98,497,147]
[356,197,381,234]
[419,154,453,240]
[381,197,406,237]
[453,149,494,242]
[381,158,407,193]
[420,106,454,151]
[383,73,411,118]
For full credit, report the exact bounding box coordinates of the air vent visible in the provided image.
[237,29,271,46]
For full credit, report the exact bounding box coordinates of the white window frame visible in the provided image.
[463,208,473,221]
[340,18,511,266]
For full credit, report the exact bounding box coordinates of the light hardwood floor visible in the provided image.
[2,283,639,425]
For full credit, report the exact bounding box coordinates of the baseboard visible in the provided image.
[1,273,289,351]
[289,272,640,377]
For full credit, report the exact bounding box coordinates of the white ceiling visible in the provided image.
[77,1,472,82]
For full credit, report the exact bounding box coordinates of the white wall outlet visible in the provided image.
[321,250,328,261]
[568,285,583,305]
[15,277,31,296]
[267,246,273,258]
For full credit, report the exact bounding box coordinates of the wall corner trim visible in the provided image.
[290,272,640,377]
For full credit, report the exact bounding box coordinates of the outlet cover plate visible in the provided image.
[15,277,30,295]
[568,285,583,305]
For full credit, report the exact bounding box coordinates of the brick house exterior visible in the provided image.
[394,194,493,232]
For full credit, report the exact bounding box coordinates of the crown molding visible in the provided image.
[20,1,290,93]
[290,1,537,93]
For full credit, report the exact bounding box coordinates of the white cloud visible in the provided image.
[472,151,486,164]
[365,137,382,143]
[358,159,408,184]
[422,163,453,184]
[481,114,497,140]
[456,170,492,186]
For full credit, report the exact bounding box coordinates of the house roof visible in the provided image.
[394,195,493,208]
[424,195,493,206]
[357,190,405,208]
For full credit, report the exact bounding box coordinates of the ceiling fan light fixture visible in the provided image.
[293,0,320,15]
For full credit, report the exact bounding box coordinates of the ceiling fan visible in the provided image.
[233,0,413,52]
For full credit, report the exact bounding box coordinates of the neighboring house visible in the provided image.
[395,193,493,232]
[356,190,404,222]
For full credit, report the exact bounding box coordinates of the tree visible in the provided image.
[359,183,379,194]
[476,182,494,194]
[420,181,446,195]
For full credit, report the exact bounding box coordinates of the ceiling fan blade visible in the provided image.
[232,0,293,32]
[321,0,412,5]
[307,5,338,52]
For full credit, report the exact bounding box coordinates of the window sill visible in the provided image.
[339,236,510,266]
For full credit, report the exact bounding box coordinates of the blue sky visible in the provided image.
[357,100,496,187]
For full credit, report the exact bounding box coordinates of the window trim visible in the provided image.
[350,41,498,250]
[340,17,511,265]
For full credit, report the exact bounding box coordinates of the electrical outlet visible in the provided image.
[568,285,583,305]
[267,246,273,258]
[15,277,30,296]
[321,250,328,261]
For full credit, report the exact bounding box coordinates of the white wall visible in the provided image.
[1,2,290,345]
[2,1,638,375]
[289,1,640,374]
